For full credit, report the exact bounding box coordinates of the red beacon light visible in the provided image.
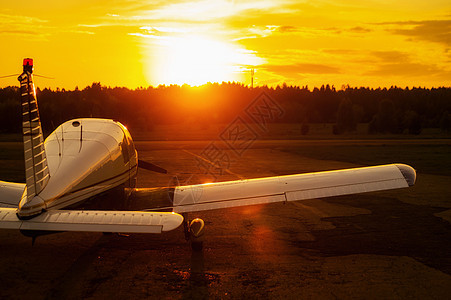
[23,58,34,73]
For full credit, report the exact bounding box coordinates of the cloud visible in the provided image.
[378,20,451,46]
[277,25,297,33]
[349,26,371,33]
[78,23,107,28]
[0,29,38,35]
[0,13,50,38]
[66,30,95,35]
[78,1,301,46]
[119,0,282,22]
[364,62,445,77]
[262,63,341,75]
[370,50,410,63]
[248,25,279,37]
[127,24,217,43]
[0,13,48,25]
[322,49,360,55]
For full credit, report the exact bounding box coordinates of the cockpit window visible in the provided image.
[120,136,130,163]
[127,136,135,157]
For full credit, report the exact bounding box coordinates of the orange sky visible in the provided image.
[0,1,450,89]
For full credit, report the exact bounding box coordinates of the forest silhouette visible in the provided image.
[0,83,450,136]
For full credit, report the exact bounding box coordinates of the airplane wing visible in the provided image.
[0,208,183,233]
[167,164,416,213]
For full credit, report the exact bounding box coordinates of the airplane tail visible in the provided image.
[17,58,50,204]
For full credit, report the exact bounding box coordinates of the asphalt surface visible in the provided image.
[1,141,450,299]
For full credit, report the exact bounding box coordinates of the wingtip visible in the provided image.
[395,164,416,186]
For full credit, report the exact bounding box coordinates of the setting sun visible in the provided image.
[147,35,261,86]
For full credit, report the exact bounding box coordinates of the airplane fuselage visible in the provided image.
[17,119,138,218]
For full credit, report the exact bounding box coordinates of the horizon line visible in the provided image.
[1,82,450,92]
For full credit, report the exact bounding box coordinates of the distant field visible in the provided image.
[0,123,449,182]
[278,142,451,177]
[1,123,450,142]
[0,141,24,182]
[130,123,451,141]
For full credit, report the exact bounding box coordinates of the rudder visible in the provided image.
[17,58,50,204]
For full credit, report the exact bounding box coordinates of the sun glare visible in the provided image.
[148,35,261,86]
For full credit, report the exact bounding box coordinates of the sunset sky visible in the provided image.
[0,0,450,89]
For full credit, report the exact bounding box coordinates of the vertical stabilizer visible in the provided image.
[17,58,50,204]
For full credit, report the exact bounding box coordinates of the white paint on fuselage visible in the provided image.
[17,119,137,217]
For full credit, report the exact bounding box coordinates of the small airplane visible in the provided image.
[0,59,416,250]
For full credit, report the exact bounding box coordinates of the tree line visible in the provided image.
[0,82,450,135]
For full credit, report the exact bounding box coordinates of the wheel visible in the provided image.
[189,218,205,251]
[191,240,203,251]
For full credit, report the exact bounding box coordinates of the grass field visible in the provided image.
[130,122,451,141]
[281,143,451,176]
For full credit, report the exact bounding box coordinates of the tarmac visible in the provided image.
[1,140,450,299]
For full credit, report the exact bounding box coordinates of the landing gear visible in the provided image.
[182,214,205,251]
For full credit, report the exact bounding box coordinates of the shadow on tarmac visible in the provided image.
[293,195,451,275]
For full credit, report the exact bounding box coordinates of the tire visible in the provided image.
[191,240,203,251]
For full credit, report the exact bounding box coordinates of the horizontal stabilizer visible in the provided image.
[0,181,25,208]
[0,208,183,233]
